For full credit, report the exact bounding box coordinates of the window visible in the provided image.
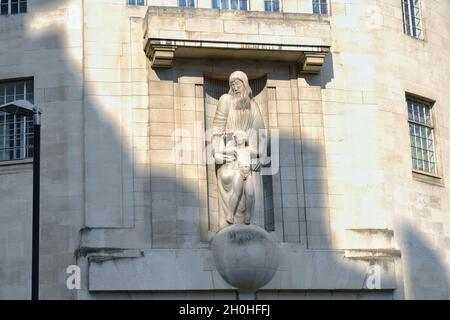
[264,0,280,12]
[1,0,27,15]
[402,0,423,39]
[312,0,328,14]
[212,0,248,10]
[179,0,195,8]
[407,96,437,174]
[127,0,145,5]
[0,79,34,162]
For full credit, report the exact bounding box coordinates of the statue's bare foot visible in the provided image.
[226,217,234,224]
[244,217,251,225]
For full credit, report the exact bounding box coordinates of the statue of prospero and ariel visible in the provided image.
[210,71,267,226]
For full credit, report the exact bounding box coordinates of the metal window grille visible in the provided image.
[0,0,26,15]
[212,0,248,10]
[0,79,34,161]
[312,0,328,14]
[407,97,436,174]
[402,0,423,39]
[264,0,280,12]
[179,0,195,8]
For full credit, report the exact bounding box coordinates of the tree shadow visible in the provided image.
[400,223,450,299]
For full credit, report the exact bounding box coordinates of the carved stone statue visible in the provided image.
[211,71,265,225]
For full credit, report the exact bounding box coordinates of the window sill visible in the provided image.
[404,33,424,41]
[412,170,444,187]
[0,158,33,167]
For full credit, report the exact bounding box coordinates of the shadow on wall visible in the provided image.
[299,139,331,248]
[6,5,449,300]
[0,3,87,299]
[304,52,335,88]
[400,223,450,299]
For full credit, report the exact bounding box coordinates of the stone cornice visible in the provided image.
[143,6,331,74]
[144,39,330,72]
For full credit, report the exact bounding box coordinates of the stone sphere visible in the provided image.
[211,224,280,290]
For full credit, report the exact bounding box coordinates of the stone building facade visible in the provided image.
[0,0,449,299]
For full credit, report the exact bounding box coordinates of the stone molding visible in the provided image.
[144,39,330,74]
[145,44,177,68]
[298,51,329,74]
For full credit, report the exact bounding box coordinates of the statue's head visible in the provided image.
[233,130,248,146]
[228,71,252,110]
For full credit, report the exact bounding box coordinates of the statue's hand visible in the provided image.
[214,152,235,164]
[223,145,236,155]
[251,159,261,171]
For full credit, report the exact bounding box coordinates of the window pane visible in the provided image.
[212,0,220,9]
[5,84,14,103]
[19,0,26,13]
[240,0,247,10]
[0,85,4,104]
[313,0,320,14]
[1,0,8,15]
[403,0,422,39]
[11,0,18,14]
[273,0,279,11]
[321,0,328,14]
[26,79,33,102]
[15,82,24,99]
[409,0,417,37]
[221,0,228,9]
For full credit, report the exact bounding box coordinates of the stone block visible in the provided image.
[186,18,223,33]
[149,109,174,123]
[224,20,259,35]
[149,81,174,96]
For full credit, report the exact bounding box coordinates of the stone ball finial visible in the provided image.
[211,224,280,291]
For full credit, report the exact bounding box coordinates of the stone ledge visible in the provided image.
[344,249,402,261]
[144,39,330,71]
[87,246,397,291]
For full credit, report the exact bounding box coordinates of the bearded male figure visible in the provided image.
[211,71,265,225]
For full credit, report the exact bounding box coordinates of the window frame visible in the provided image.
[402,0,424,40]
[264,0,281,12]
[0,78,34,163]
[211,0,249,11]
[179,0,196,8]
[0,0,27,15]
[126,0,145,6]
[405,94,443,184]
[312,0,328,15]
